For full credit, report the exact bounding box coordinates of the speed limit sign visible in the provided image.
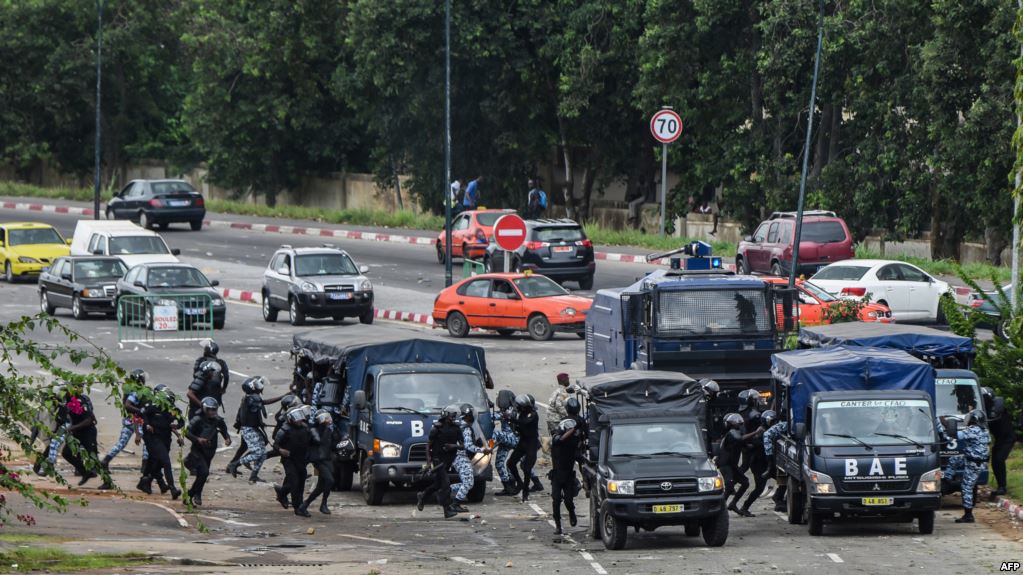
[650,109,683,144]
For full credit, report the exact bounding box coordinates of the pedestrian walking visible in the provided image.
[184,397,231,506]
[463,176,483,210]
[526,179,547,220]
[493,402,521,496]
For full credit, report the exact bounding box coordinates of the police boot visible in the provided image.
[155,476,170,494]
[274,485,290,509]
[531,476,545,492]
[443,505,458,519]
[568,506,578,527]
[727,498,741,514]
[139,458,148,474]
[450,500,470,513]
[553,515,563,535]
[169,487,182,501]
[248,470,262,484]
[226,461,240,478]
[295,504,311,518]
[136,475,153,495]
[98,457,114,490]
[319,500,331,515]
[738,502,756,518]
[955,509,975,523]
[495,481,518,496]
[416,491,426,511]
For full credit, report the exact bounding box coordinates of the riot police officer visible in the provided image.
[193,341,229,391]
[99,369,149,489]
[985,387,1015,497]
[508,394,541,502]
[187,361,224,419]
[449,404,490,512]
[550,418,579,535]
[184,397,231,506]
[700,378,721,450]
[139,385,183,499]
[298,410,340,515]
[760,410,788,512]
[950,409,991,523]
[492,399,521,497]
[737,393,768,517]
[311,368,349,421]
[718,412,760,515]
[418,404,462,518]
[227,376,283,482]
[274,405,313,516]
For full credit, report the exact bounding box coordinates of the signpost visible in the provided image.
[650,108,683,237]
[493,214,527,272]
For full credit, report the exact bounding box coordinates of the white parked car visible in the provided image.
[809,259,951,323]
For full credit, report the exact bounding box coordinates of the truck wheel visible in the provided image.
[917,510,935,535]
[587,495,600,540]
[360,458,386,505]
[806,493,824,536]
[333,460,355,492]
[467,480,487,503]
[700,508,729,547]
[787,477,804,525]
[684,522,701,537]
[600,507,628,550]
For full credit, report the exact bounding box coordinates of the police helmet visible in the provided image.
[241,376,265,395]
[200,360,222,377]
[982,386,995,401]
[459,403,475,421]
[442,404,461,421]
[737,389,762,410]
[699,378,720,397]
[565,397,581,417]
[153,383,169,394]
[129,369,148,385]
[723,412,744,430]
[204,341,219,357]
[287,405,311,424]
[558,418,577,433]
[201,396,219,413]
[314,410,333,426]
[762,410,778,428]
[965,408,987,428]
[514,394,532,410]
[527,394,536,408]
[281,394,299,410]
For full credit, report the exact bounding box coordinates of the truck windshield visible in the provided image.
[814,399,934,447]
[610,422,703,457]
[935,378,980,418]
[656,288,772,335]
[109,236,170,255]
[377,372,487,413]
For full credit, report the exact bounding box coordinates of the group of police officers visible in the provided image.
[34,345,1014,532]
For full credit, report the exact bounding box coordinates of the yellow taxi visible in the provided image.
[0,222,71,282]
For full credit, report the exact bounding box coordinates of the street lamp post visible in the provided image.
[93,0,104,220]
[443,0,453,286]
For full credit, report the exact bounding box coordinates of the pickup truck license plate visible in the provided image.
[861,497,893,506]
[652,504,683,514]
[329,292,352,300]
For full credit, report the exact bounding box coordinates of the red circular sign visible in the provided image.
[493,214,528,252]
[650,109,683,144]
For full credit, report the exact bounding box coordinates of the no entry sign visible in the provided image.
[650,109,683,144]
[493,214,527,252]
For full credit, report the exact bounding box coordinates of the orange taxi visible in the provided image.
[435,209,516,264]
[432,272,592,340]
[764,277,893,327]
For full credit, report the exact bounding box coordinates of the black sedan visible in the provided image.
[39,256,127,319]
[105,179,206,231]
[115,263,226,329]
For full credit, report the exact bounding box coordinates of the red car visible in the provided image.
[736,211,854,277]
[763,277,893,327]
[432,272,592,340]
[436,209,516,264]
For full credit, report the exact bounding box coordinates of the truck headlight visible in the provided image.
[606,479,634,496]
[378,440,401,459]
[360,279,372,291]
[698,474,724,492]
[917,468,942,493]
[809,470,835,495]
[301,281,318,292]
[560,307,578,317]
[18,256,39,263]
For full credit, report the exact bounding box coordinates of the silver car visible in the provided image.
[261,245,374,326]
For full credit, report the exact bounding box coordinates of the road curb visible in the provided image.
[219,287,436,326]
[992,491,1023,521]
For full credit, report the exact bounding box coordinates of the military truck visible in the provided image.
[291,333,495,505]
[579,370,728,550]
[772,346,943,536]
[798,322,986,493]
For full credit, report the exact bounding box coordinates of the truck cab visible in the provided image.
[772,347,942,536]
[934,369,987,493]
[580,371,727,550]
[291,334,495,506]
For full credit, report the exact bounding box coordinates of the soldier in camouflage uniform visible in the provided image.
[546,374,573,433]
[946,409,990,523]
[449,404,491,512]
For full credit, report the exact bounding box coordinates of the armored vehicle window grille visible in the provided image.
[655,288,771,336]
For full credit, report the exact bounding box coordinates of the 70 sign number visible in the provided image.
[650,109,683,144]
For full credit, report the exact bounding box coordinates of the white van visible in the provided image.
[70,220,180,267]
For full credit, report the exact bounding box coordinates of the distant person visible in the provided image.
[527,179,547,219]
[463,176,482,210]
[985,387,1015,498]
[449,179,462,214]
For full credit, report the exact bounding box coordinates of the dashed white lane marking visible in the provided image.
[143,501,189,528]
[588,560,609,575]
[827,553,844,563]
[197,514,259,527]
[527,500,608,575]
[580,551,595,561]
[135,341,154,349]
[336,533,403,546]
[774,511,787,521]
[529,502,547,516]
[451,556,478,565]
[229,369,249,378]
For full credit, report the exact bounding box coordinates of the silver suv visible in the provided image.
[262,244,374,326]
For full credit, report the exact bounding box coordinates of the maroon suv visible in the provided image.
[736,211,854,276]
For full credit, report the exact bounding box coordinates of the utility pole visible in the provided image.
[1012,0,1022,309]
[443,0,453,287]
[93,0,104,220]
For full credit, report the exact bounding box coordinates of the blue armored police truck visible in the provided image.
[798,322,987,493]
[771,346,942,536]
[292,333,495,505]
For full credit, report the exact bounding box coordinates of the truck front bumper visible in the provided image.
[604,493,725,524]
[370,459,493,484]
[811,493,941,516]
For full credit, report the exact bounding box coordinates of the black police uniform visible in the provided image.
[61,394,99,479]
[302,422,341,513]
[192,355,229,390]
[718,428,749,508]
[420,419,462,510]
[188,375,223,419]
[550,425,579,531]
[140,401,183,495]
[274,423,311,510]
[739,410,767,515]
[508,409,540,501]
[989,396,1016,493]
[185,413,230,502]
